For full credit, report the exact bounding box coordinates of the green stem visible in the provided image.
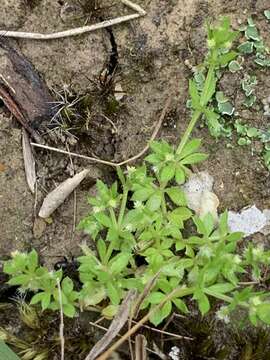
[176,109,202,155]
[104,208,119,263]
[118,187,129,227]
[176,60,216,155]
[161,193,167,216]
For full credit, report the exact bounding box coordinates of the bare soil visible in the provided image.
[0,0,270,358]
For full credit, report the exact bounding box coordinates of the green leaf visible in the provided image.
[193,290,210,315]
[218,51,238,66]
[175,166,185,184]
[229,60,241,72]
[31,292,45,305]
[41,292,51,310]
[145,153,162,165]
[149,301,172,326]
[94,212,112,227]
[179,139,202,158]
[150,141,173,155]
[63,303,76,318]
[204,109,222,137]
[206,283,235,295]
[246,127,259,137]
[173,298,189,314]
[202,213,214,236]
[189,79,201,109]
[61,277,74,294]
[146,193,162,211]
[110,253,130,274]
[217,101,234,116]
[168,207,192,226]
[181,153,208,165]
[256,303,270,325]
[28,250,39,272]
[238,41,254,54]
[8,274,31,287]
[200,70,216,107]
[166,187,186,206]
[107,282,120,305]
[0,340,20,360]
[226,232,243,242]
[97,239,107,261]
[245,25,260,41]
[160,165,175,183]
[132,187,154,202]
[147,292,166,304]
[102,304,119,318]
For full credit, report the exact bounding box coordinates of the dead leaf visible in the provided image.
[182,172,219,221]
[0,163,6,172]
[39,169,89,218]
[22,129,36,194]
[0,39,56,142]
[135,334,147,360]
[86,290,137,360]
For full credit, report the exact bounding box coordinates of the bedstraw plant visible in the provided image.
[3,18,270,327]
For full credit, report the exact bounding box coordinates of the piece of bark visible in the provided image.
[0,39,56,142]
[39,169,89,218]
[135,335,147,360]
[22,129,36,194]
[85,290,137,360]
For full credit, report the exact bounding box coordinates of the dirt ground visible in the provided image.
[0,0,270,357]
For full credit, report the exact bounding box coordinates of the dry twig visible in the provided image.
[85,290,137,360]
[88,321,159,357]
[31,98,171,168]
[56,279,65,360]
[0,1,146,40]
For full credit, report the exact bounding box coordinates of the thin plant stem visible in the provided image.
[118,188,129,227]
[176,110,202,155]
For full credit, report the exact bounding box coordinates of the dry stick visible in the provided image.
[89,322,159,357]
[0,1,146,40]
[57,279,65,360]
[95,286,192,360]
[31,97,171,168]
[130,320,193,341]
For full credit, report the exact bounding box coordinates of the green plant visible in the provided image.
[3,250,78,318]
[3,18,270,329]
[238,17,270,67]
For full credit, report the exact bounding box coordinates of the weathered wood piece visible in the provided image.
[0,39,55,142]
